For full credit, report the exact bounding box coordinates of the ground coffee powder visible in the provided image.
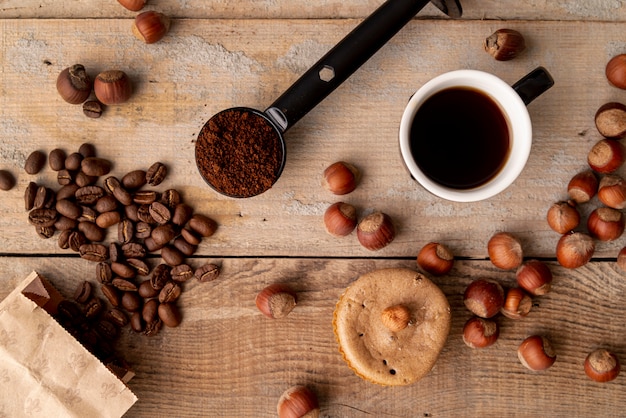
[195,108,284,198]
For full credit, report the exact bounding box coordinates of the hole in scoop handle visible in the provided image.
[512,67,555,106]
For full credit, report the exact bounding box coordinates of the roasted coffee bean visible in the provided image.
[81,157,112,177]
[24,150,46,174]
[24,181,38,210]
[75,171,98,187]
[195,263,220,282]
[54,215,78,231]
[28,208,58,227]
[188,214,217,237]
[111,262,136,279]
[158,303,181,328]
[109,242,120,262]
[133,190,159,205]
[172,203,193,226]
[57,169,74,185]
[142,299,159,323]
[65,152,83,171]
[161,245,185,266]
[96,211,121,229]
[122,242,146,259]
[57,300,84,326]
[121,169,147,190]
[105,176,133,205]
[95,195,119,213]
[83,100,103,118]
[68,231,87,252]
[137,204,155,224]
[127,258,150,276]
[144,236,163,252]
[78,206,97,223]
[150,264,171,290]
[144,319,162,337]
[58,229,72,249]
[159,281,181,303]
[79,243,108,262]
[151,224,176,246]
[56,199,81,220]
[112,277,137,292]
[36,225,55,239]
[180,228,202,246]
[49,148,67,171]
[118,219,134,243]
[0,170,16,191]
[173,236,197,256]
[149,201,171,224]
[74,280,92,303]
[130,311,145,332]
[160,189,181,208]
[146,162,167,186]
[138,280,160,298]
[78,221,106,242]
[171,264,194,282]
[78,143,96,158]
[101,284,121,307]
[33,186,50,209]
[97,262,113,284]
[124,203,139,222]
[56,183,79,201]
[107,308,128,327]
[75,186,105,205]
[84,297,104,319]
[135,221,152,239]
[95,319,119,340]
[121,291,142,312]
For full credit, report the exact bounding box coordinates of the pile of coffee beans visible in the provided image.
[24,143,221,341]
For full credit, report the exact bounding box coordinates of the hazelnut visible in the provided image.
[487,232,523,270]
[56,64,92,104]
[277,385,320,418]
[484,28,526,61]
[416,242,454,276]
[255,284,297,319]
[323,202,357,237]
[462,317,499,348]
[616,247,626,272]
[517,335,556,371]
[598,174,626,209]
[587,139,626,174]
[356,211,395,251]
[567,170,598,203]
[606,54,626,90]
[546,201,580,234]
[556,232,595,269]
[501,287,532,319]
[381,304,412,332]
[584,348,621,382]
[117,0,146,11]
[321,161,360,195]
[94,70,132,105]
[587,207,625,241]
[516,260,552,296]
[132,11,171,44]
[463,278,504,319]
[595,102,626,139]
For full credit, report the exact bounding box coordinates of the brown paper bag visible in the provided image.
[0,271,137,417]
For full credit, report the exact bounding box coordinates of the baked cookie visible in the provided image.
[333,268,451,386]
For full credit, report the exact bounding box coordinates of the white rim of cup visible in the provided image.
[399,70,532,202]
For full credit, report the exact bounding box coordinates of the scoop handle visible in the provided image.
[266,0,433,133]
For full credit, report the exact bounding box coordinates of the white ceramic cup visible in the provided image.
[399,68,553,202]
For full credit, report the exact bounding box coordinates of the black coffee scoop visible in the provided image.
[195,0,463,198]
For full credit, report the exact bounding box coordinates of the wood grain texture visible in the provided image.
[0,257,623,417]
[1,19,626,259]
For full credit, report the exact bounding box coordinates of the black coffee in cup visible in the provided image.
[409,87,510,189]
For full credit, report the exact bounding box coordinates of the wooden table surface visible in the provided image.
[2,1,626,416]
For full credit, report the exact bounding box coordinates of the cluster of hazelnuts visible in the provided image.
[547,54,626,273]
[321,161,396,251]
[446,231,620,382]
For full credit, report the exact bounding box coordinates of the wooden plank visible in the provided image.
[1,0,626,21]
[1,19,626,260]
[0,256,624,417]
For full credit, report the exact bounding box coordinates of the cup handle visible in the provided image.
[512,67,555,105]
